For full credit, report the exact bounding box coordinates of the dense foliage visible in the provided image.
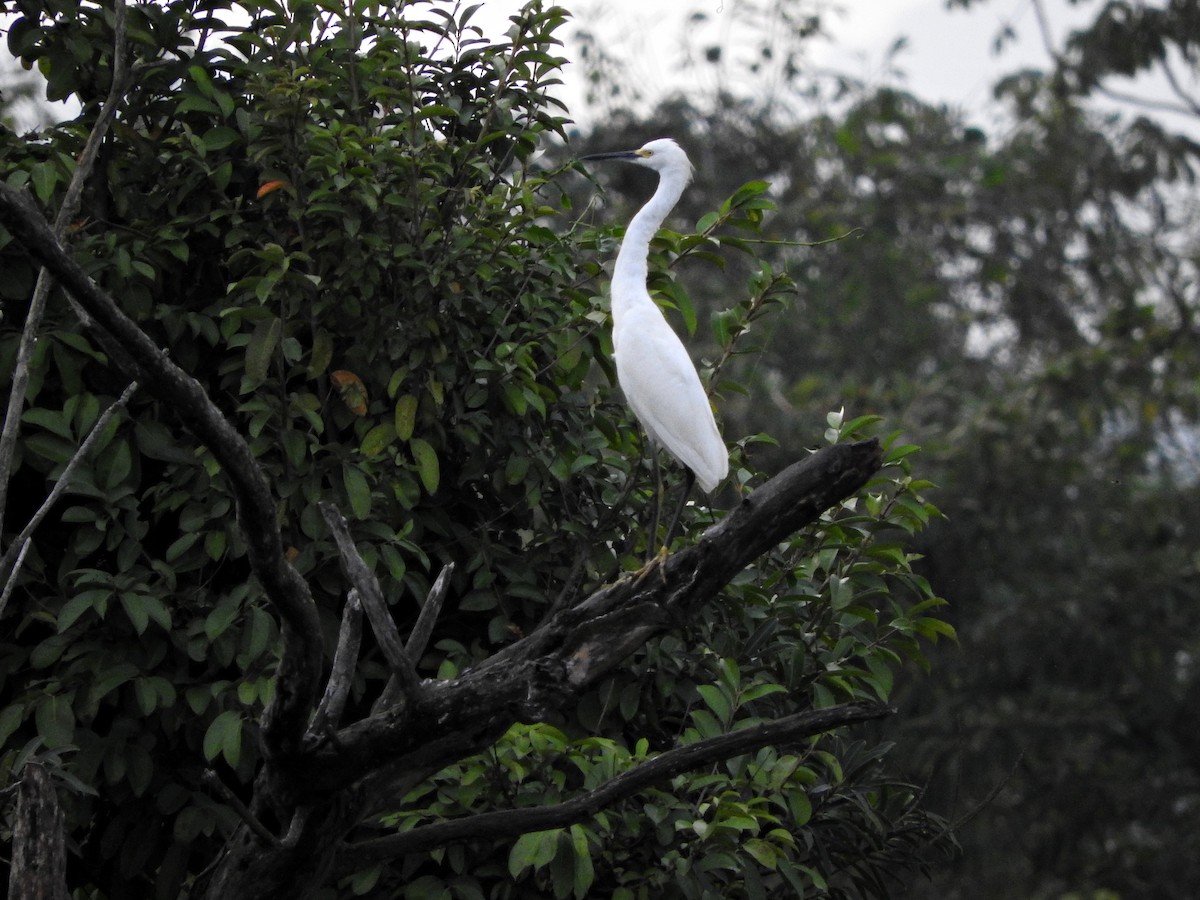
[0,1,954,897]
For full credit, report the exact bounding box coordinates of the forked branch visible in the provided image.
[320,503,422,702]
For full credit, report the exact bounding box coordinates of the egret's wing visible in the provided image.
[615,310,729,493]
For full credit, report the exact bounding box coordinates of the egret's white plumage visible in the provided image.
[583,138,729,494]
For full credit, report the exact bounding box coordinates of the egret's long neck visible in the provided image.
[611,168,689,319]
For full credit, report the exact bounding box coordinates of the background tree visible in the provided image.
[566,0,1200,895]
[0,1,952,898]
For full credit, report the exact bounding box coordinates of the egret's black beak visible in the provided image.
[580,150,640,162]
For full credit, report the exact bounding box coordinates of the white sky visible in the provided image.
[470,0,1197,135]
[471,0,1061,121]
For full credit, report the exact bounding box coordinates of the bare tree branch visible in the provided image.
[374,562,456,713]
[0,182,323,758]
[309,591,364,738]
[336,700,892,872]
[408,562,454,660]
[0,540,31,622]
[320,503,423,702]
[0,381,139,595]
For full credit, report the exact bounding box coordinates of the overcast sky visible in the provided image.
[469,0,1195,136]
[470,0,1070,122]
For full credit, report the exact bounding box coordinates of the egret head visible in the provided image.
[581,138,693,181]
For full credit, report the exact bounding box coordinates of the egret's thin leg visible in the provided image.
[660,467,695,552]
[647,444,663,561]
[632,467,694,588]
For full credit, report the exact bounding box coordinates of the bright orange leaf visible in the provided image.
[256,179,289,199]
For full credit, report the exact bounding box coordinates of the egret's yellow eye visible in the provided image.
[636,149,653,158]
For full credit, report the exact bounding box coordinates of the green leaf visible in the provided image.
[570,825,594,898]
[166,531,200,563]
[205,600,241,641]
[24,406,73,439]
[245,317,282,385]
[57,589,110,632]
[35,693,75,748]
[394,394,419,440]
[0,705,25,748]
[202,126,240,152]
[134,678,159,716]
[307,330,334,378]
[361,423,397,457]
[202,710,242,767]
[696,684,732,723]
[740,683,787,703]
[187,64,215,98]
[31,160,59,204]
[120,594,151,635]
[864,652,894,700]
[409,438,440,494]
[350,865,382,896]
[508,829,559,877]
[97,440,132,491]
[343,465,372,519]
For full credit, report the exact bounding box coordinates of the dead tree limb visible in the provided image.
[309,591,364,738]
[375,562,456,712]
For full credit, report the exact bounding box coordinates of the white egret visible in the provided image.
[582,138,729,549]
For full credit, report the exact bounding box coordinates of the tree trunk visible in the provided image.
[9,763,69,900]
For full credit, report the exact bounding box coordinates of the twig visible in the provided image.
[0,382,139,591]
[336,700,892,871]
[309,590,364,737]
[200,770,280,848]
[1156,57,1200,118]
[735,227,865,248]
[0,540,30,622]
[0,0,131,533]
[1030,0,1058,64]
[319,503,422,702]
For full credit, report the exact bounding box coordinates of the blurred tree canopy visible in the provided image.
[0,1,956,898]
[567,0,1200,896]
